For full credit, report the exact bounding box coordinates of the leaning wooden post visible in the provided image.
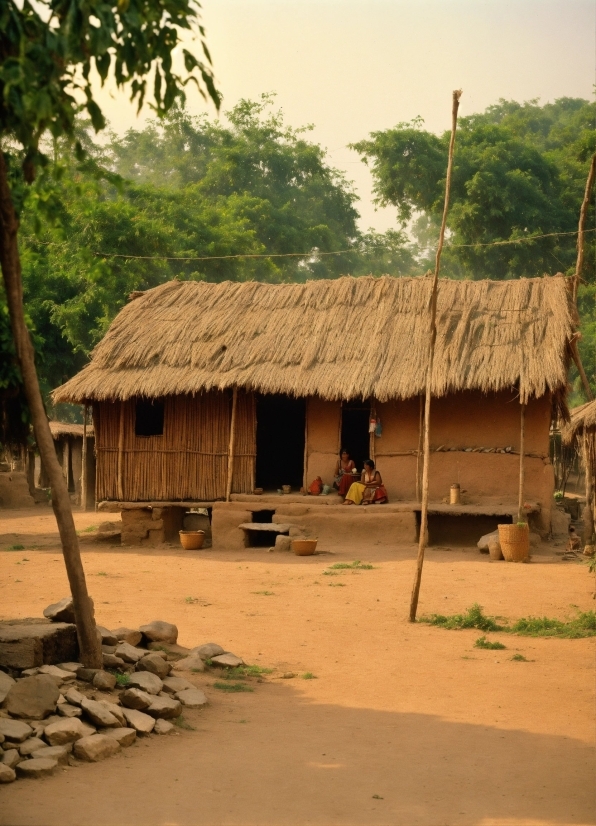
[81,404,88,511]
[582,430,594,545]
[226,387,238,502]
[518,403,526,522]
[573,152,596,306]
[409,89,462,623]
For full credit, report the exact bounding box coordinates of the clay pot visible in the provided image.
[253,488,263,495]
[179,530,205,550]
[498,523,529,562]
[292,539,318,556]
[282,485,292,494]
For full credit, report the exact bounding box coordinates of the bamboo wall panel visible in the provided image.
[94,392,255,501]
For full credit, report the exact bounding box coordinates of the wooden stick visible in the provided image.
[569,337,594,401]
[226,387,238,502]
[409,89,462,623]
[583,430,594,544]
[116,402,125,501]
[81,404,88,511]
[518,403,526,522]
[573,153,596,305]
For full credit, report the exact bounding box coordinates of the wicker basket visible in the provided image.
[179,530,205,550]
[292,539,318,556]
[498,523,529,562]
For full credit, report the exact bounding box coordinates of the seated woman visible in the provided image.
[343,459,388,505]
[333,449,356,497]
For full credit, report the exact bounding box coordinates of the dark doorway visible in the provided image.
[256,395,306,490]
[340,401,370,473]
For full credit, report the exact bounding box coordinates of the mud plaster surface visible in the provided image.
[0,507,594,826]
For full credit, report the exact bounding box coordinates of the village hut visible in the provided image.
[562,400,596,544]
[52,275,573,548]
[30,422,96,509]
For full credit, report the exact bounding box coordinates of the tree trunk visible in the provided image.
[0,152,101,668]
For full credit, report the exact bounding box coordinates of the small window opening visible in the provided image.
[135,400,164,436]
[252,510,275,524]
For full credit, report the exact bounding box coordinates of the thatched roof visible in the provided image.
[49,421,94,439]
[53,275,573,405]
[561,401,596,443]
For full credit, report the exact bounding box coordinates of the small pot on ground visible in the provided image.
[498,523,529,562]
[179,530,205,550]
[292,539,318,556]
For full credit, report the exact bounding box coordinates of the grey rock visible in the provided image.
[0,671,16,703]
[96,701,126,727]
[112,628,142,647]
[2,749,22,769]
[44,717,86,746]
[4,675,59,720]
[57,703,82,719]
[35,714,61,728]
[0,621,78,670]
[146,696,182,720]
[79,722,97,737]
[19,737,46,756]
[104,727,136,747]
[43,597,75,624]
[136,653,171,679]
[147,641,190,660]
[76,667,101,682]
[128,672,163,695]
[161,676,195,695]
[153,719,174,735]
[80,698,119,728]
[20,668,40,677]
[0,719,33,742]
[211,653,244,668]
[38,664,76,684]
[56,662,83,673]
[101,645,117,655]
[190,643,225,660]
[64,687,85,707]
[173,656,205,673]
[120,688,152,710]
[122,708,155,734]
[0,763,17,782]
[74,733,120,762]
[176,688,208,709]
[0,733,3,744]
[30,745,69,765]
[57,693,66,704]
[115,642,146,664]
[93,671,117,691]
[97,626,118,646]
[17,757,58,778]
[102,653,125,668]
[139,621,178,645]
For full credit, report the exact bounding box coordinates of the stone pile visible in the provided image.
[0,604,245,784]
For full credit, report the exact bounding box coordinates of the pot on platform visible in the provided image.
[179,530,205,550]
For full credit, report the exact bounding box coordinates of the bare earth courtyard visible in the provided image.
[0,507,594,826]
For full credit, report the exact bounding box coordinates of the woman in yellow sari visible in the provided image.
[343,460,388,505]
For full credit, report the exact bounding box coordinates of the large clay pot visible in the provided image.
[498,523,529,562]
[179,530,205,550]
[292,539,318,556]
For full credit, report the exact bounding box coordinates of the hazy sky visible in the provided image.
[95,0,595,231]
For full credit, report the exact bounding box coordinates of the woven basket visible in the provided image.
[179,530,205,550]
[498,524,529,563]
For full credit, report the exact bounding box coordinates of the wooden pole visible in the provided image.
[116,402,125,501]
[226,387,238,502]
[81,404,88,511]
[582,430,594,545]
[518,403,526,522]
[416,395,424,502]
[0,151,101,668]
[409,89,462,623]
[573,153,596,306]
[569,337,594,401]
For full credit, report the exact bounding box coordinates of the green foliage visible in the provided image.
[511,654,529,662]
[420,604,596,638]
[328,560,375,570]
[474,636,506,650]
[114,673,130,687]
[301,672,316,680]
[217,664,273,680]
[213,681,254,693]
[420,603,505,632]
[174,715,196,730]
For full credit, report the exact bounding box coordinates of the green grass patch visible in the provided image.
[174,715,196,730]
[6,544,24,551]
[185,596,199,604]
[213,681,254,693]
[114,672,130,687]
[474,636,506,650]
[96,571,108,577]
[302,672,316,680]
[328,582,346,587]
[328,560,375,570]
[80,525,98,533]
[218,664,273,680]
[511,653,530,661]
[252,590,275,596]
[419,604,596,639]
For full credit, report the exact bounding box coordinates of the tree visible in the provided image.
[0,0,219,666]
[352,98,596,281]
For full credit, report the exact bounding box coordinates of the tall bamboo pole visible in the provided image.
[226,387,238,502]
[81,404,88,510]
[582,431,594,545]
[572,153,596,306]
[409,89,462,623]
[518,403,526,523]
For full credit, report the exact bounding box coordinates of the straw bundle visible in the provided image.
[53,275,573,406]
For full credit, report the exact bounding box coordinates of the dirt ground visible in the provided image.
[0,507,594,826]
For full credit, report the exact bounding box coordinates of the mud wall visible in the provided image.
[305,398,341,486]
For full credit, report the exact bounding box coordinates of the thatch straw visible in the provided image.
[53,275,573,405]
[49,421,95,439]
[562,401,596,443]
